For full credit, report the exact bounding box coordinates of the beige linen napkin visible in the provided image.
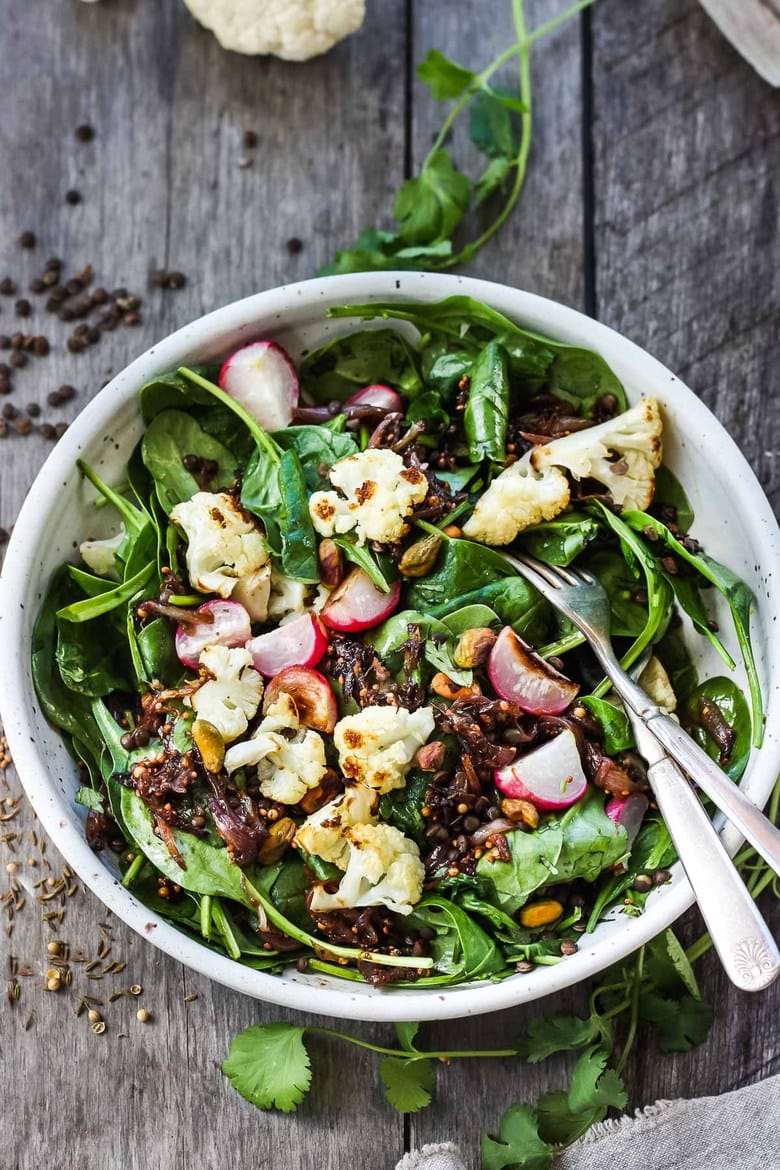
[396,1073,780,1170]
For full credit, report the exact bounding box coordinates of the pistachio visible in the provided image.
[453,627,496,668]
[398,532,442,578]
[258,817,297,864]
[415,740,447,772]
[500,797,539,829]
[192,718,225,773]
[318,538,344,588]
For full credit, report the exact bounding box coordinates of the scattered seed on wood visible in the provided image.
[0,278,16,295]
[75,123,94,142]
[91,1020,106,1035]
[129,984,142,996]
[14,299,31,318]
[19,231,36,249]
[65,189,82,205]
[136,1008,151,1023]
[183,993,198,1003]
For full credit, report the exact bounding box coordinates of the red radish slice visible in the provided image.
[175,600,251,670]
[495,730,588,811]
[218,340,298,432]
[344,384,403,413]
[488,627,579,714]
[247,614,327,677]
[263,665,338,733]
[606,794,649,848]
[320,568,401,632]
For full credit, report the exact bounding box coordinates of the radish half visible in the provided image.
[247,614,327,677]
[605,794,649,848]
[488,627,579,714]
[495,730,588,811]
[175,600,252,670]
[218,340,298,432]
[344,384,403,413]
[263,665,338,733]
[320,568,401,633]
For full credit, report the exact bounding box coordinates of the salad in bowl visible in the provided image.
[31,293,762,990]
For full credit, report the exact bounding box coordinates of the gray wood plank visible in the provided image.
[0,2,408,1167]
[591,0,780,1112]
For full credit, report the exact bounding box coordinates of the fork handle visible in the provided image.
[646,712,780,878]
[647,754,780,991]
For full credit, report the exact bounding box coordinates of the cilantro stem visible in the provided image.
[310,1027,518,1061]
[615,945,644,1077]
[121,852,145,889]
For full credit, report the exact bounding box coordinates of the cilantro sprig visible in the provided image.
[320,0,597,276]
[223,778,780,1170]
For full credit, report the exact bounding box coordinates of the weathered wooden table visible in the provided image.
[1,2,778,1167]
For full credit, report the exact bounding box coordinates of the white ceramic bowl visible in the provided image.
[1,272,778,1022]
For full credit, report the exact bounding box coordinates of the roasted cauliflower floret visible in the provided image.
[295,785,379,866]
[79,528,124,580]
[308,823,425,916]
[189,644,263,743]
[223,693,327,804]
[333,705,436,794]
[639,655,677,714]
[464,397,663,546]
[309,449,428,546]
[170,491,270,598]
[182,0,365,61]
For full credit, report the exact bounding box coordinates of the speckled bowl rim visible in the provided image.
[1,271,778,1022]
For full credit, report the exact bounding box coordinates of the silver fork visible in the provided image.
[500,550,780,878]
[499,551,780,991]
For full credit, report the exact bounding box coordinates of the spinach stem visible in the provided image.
[121,852,145,889]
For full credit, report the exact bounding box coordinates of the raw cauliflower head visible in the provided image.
[170,491,270,599]
[333,706,436,794]
[182,0,365,61]
[189,644,263,743]
[295,784,379,866]
[223,693,327,804]
[464,397,663,546]
[308,823,425,916]
[309,449,428,546]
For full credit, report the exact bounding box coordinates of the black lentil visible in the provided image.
[286,237,304,254]
[2,403,18,420]
[14,299,31,318]
[0,278,16,296]
[243,128,258,149]
[9,352,27,368]
[25,403,41,418]
[75,123,94,142]
[13,416,32,435]
[19,231,36,249]
[65,189,82,205]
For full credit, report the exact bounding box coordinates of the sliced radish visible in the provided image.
[218,340,299,432]
[247,614,327,677]
[495,730,588,811]
[264,666,338,733]
[488,627,579,714]
[605,794,649,848]
[175,600,251,670]
[320,568,401,633]
[344,384,403,413]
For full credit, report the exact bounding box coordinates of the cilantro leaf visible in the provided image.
[639,992,714,1052]
[394,151,471,245]
[380,1056,436,1113]
[567,1046,627,1113]
[469,90,518,159]
[644,930,701,999]
[535,1092,595,1146]
[516,1014,606,1063]
[222,1024,311,1113]
[482,1104,553,1170]
[76,786,105,812]
[394,1021,421,1052]
[417,49,476,99]
[474,157,512,207]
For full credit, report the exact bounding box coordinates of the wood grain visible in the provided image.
[0,1,779,1168]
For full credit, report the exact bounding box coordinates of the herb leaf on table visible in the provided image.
[222,1024,312,1113]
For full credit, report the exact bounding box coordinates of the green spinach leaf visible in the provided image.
[464,341,509,463]
[300,328,422,402]
[681,677,751,780]
[141,409,238,515]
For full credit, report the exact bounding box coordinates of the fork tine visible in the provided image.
[512,551,575,589]
[498,551,561,598]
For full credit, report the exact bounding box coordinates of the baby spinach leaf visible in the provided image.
[331,535,393,592]
[276,449,319,583]
[546,347,626,416]
[664,574,735,669]
[405,391,451,436]
[241,447,283,546]
[477,819,564,914]
[141,410,238,514]
[554,791,628,884]
[300,329,422,402]
[464,341,510,463]
[422,347,473,396]
[681,677,751,780]
[56,562,156,624]
[580,697,634,755]
[586,550,648,638]
[440,603,500,635]
[521,513,600,567]
[428,575,552,645]
[622,510,763,746]
[55,611,130,698]
[379,770,431,845]
[138,365,221,422]
[653,466,694,532]
[408,895,505,981]
[394,150,471,247]
[274,425,358,491]
[372,610,451,658]
[406,538,513,609]
[137,617,181,686]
